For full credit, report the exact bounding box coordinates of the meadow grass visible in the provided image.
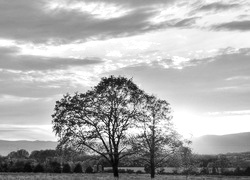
[0,173,249,180]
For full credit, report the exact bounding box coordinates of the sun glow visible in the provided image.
[173,109,250,139]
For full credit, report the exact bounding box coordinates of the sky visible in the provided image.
[0,0,250,141]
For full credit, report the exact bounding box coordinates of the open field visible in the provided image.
[0,173,250,180]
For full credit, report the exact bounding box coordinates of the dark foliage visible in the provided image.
[29,150,57,163]
[74,163,83,173]
[62,163,71,173]
[23,162,33,172]
[85,166,93,173]
[33,163,44,173]
[245,167,250,176]
[9,161,25,172]
[47,161,61,173]
[52,76,146,178]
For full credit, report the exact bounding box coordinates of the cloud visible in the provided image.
[213,20,250,31]
[103,47,250,113]
[0,0,177,44]
[171,17,199,27]
[0,46,103,71]
[0,124,56,141]
[197,2,240,12]
[206,110,250,116]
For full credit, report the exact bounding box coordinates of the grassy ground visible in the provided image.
[0,173,249,180]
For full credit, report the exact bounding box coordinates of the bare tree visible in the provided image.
[130,95,183,179]
[52,76,145,179]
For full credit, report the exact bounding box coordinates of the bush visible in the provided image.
[62,163,71,173]
[245,167,250,176]
[136,170,143,174]
[23,162,33,172]
[74,163,83,173]
[49,161,61,173]
[34,163,44,173]
[9,161,25,172]
[85,166,93,173]
[104,169,113,173]
[126,169,134,174]
[0,163,8,172]
[144,164,150,173]
[118,169,126,173]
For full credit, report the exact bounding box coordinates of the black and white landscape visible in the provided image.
[0,1,250,179]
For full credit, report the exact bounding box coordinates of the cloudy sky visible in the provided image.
[0,0,250,141]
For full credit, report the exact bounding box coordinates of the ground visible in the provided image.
[0,173,249,180]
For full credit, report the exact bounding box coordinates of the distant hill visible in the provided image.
[192,132,250,154]
[0,140,57,156]
[1,132,250,156]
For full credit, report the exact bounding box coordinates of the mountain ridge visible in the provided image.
[1,132,250,156]
[191,132,250,154]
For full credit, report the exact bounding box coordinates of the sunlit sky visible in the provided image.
[0,0,250,141]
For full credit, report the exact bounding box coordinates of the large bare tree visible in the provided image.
[52,76,145,178]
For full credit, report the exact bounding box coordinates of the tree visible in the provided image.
[130,95,182,179]
[178,146,198,180]
[85,166,93,173]
[47,161,61,173]
[33,163,44,173]
[62,163,71,173]
[74,163,83,173]
[52,76,145,179]
[29,150,57,163]
[23,162,33,172]
[8,149,29,159]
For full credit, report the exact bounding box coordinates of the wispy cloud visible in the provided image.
[206,110,250,116]
[0,124,56,141]
[213,20,250,31]
[0,46,103,71]
[197,2,240,12]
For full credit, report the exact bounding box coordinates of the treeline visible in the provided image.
[0,149,103,173]
[1,148,250,176]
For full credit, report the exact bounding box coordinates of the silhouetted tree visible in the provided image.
[245,167,250,176]
[130,94,183,179]
[30,150,57,163]
[47,161,61,173]
[178,146,198,179]
[33,163,44,173]
[85,166,93,173]
[62,163,71,173]
[74,163,83,173]
[23,162,33,172]
[52,76,145,179]
[8,149,29,159]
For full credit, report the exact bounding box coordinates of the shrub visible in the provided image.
[118,169,126,173]
[136,170,143,174]
[33,163,44,173]
[74,163,83,173]
[245,167,250,176]
[49,161,61,173]
[104,169,113,173]
[9,161,25,172]
[126,169,134,174]
[23,162,33,172]
[85,166,93,173]
[62,163,71,173]
[144,164,150,173]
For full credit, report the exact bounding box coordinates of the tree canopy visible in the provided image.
[130,94,182,178]
[52,76,145,178]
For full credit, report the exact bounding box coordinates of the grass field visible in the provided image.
[0,173,249,180]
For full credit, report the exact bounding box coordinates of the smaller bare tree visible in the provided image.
[130,94,183,179]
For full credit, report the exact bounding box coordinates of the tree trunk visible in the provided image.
[150,116,156,179]
[112,160,119,179]
[150,158,155,179]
